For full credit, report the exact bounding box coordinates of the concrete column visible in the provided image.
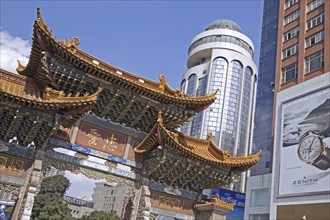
[195,206,231,220]
[133,178,151,220]
[21,151,44,220]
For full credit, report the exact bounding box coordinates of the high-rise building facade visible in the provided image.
[275,0,329,91]
[180,20,258,192]
[270,0,330,219]
[250,0,280,176]
[244,1,280,219]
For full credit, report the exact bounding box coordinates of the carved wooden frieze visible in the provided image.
[51,126,73,141]
[0,153,31,178]
[127,138,144,163]
[150,190,194,215]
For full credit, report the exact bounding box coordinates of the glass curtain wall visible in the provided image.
[202,57,228,143]
[220,61,243,155]
[180,74,197,134]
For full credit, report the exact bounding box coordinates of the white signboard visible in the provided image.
[279,88,330,196]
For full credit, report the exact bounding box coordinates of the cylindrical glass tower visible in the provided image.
[180,20,258,192]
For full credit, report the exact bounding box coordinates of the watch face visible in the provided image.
[298,135,323,163]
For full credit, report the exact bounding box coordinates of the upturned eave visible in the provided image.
[135,112,261,170]
[18,8,216,112]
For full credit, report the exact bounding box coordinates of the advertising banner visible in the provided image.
[277,203,330,220]
[212,188,245,220]
[279,87,330,196]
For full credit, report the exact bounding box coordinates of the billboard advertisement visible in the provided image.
[279,87,330,196]
[212,188,245,220]
[277,203,330,220]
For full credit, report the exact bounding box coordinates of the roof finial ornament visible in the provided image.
[60,36,80,53]
[158,74,168,94]
[213,193,220,199]
[37,7,42,20]
[36,7,52,36]
[207,132,213,141]
[159,74,168,85]
[157,111,163,125]
[16,60,26,72]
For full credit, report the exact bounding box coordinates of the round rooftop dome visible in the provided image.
[205,19,242,33]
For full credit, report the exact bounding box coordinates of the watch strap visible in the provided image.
[312,147,330,170]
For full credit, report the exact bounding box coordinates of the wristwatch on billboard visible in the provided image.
[297,131,330,170]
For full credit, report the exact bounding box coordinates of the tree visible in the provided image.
[31,175,72,220]
[81,210,121,220]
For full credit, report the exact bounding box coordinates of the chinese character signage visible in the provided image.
[279,88,330,196]
[76,122,128,157]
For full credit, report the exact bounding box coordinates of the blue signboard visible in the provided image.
[212,188,246,220]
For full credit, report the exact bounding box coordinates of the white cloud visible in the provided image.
[64,171,107,199]
[0,29,30,73]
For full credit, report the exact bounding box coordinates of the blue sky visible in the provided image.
[0,0,263,88]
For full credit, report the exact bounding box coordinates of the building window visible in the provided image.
[284,10,300,26]
[284,0,299,10]
[307,0,324,12]
[186,74,197,96]
[282,63,298,83]
[282,44,298,59]
[180,79,186,93]
[202,57,228,142]
[249,214,270,220]
[190,76,208,137]
[237,67,253,156]
[305,31,324,48]
[307,13,324,30]
[220,60,243,155]
[250,189,269,206]
[283,27,299,42]
[305,50,324,73]
[188,35,254,56]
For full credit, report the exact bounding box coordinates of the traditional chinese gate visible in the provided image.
[0,8,260,220]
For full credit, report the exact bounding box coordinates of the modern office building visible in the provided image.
[180,19,258,192]
[244,0,280,219]
[270,0,330,219]
[92,182,129,218]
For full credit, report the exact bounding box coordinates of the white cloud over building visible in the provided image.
[0,29,30,73]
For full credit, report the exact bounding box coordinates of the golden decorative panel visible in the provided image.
[150,191,193,215]
[0,155,9,172]
[9,158,25,176]
[51,126,73,141]
[0,154,29,177]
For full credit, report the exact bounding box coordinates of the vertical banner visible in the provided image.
[279,88,330,196]
[212,188,245,220]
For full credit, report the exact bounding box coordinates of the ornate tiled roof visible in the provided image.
[135,112,260,170]
[17,8,216,112]
[195,194,235,211]
[0,69,101,110]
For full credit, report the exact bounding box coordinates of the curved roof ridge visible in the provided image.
[19,8,217,111]
[0,69,100,108]
[195,193,235,211]
[134,112,260,168]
